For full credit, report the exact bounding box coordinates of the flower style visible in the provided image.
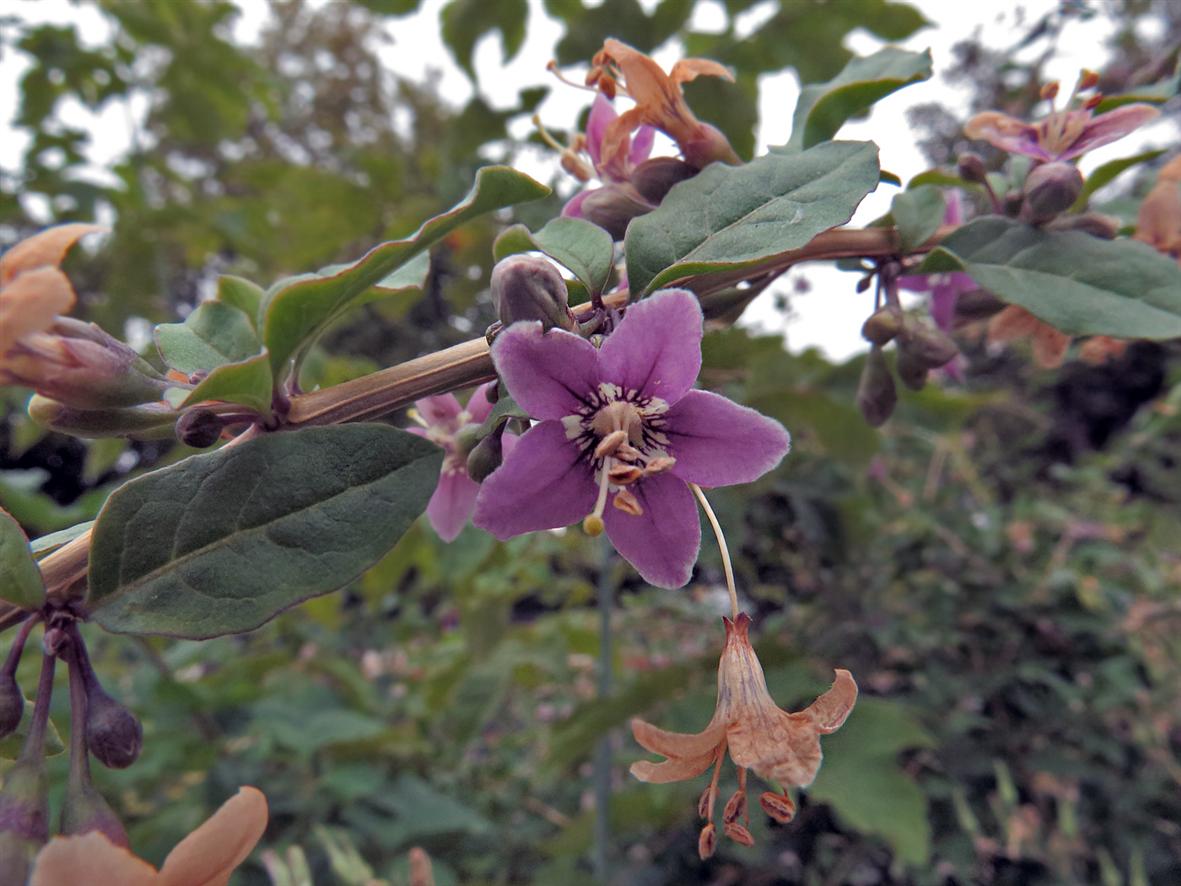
[964,71,1158,162]
[408,382,511,542]
[0,224,167,408]
[585,38,739,171]
[29,786,267,886]
[473,289,789,588]
[630,614,856,856]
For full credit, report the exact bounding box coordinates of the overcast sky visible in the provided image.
[1,0,1174,358]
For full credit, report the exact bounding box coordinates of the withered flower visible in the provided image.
[1135,154,1181,261]
[630,614,856,856]
[586,38,739,170]
[988,305,1127,368]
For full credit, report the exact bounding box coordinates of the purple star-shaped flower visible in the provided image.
[409,382,513,542]
[473,289,790,588]
[563,94,655,222]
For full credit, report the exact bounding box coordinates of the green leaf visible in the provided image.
[88,424,442,639]
[155,302,263,376]
[809,699,934,865]
[261,166,549,378]
[928,217,1181,339]
[181,350,274,417]
[30,520,93,558]
[494,217,615,294]
[441,0,528,79]
[0,508,45,609]
[625,140,879,295]
[0,701,63,760]
[1075,149,1166,209]
[891,185,945,251]
[789,48,932,150]
[475,394,529,439]
[215,275,265,326]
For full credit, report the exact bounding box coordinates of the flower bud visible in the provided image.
[680,122,740,170]
[1021,161,1084,224]
[453,424,482,461]
[895,343,929,391]
[0,672,23,739]
[490,255,576,332]
[952,288,1005,323]
[861,306,904,345]
[576,185,652,240]
[85,686,143,769]
[856,346,897,427]
[898,323,959,368]
[176,408,225,448]
[630,157,696,205]
[465,430,504,483]
[60,779,129,847]
[0,757,49,884]
[956,153,989,185]
[29,395,178,439]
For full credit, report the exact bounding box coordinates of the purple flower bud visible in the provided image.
[956,152,989,185]
[576,186,652,240]
[861,307,904,345]
[490,255,576,332]
[899,323,959,369]
[0,757,49,883]
[630,157,696,205]
[176,408,225,448]
[1021,161,1084,223]
[856,346,897,427]
[895,344,930,391]
[28,395,178,439]
[952,289,1005,324]
[85,687,143,770]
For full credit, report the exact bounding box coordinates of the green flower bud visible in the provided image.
[861,307,904,345]
[0,756,49,884]
[85,687,143,770]
[60,778,129,847]
[1021,161,1084,224]
[630,157,696,205]
[0,673,23,739]
[466,429,505,483]
[453,424,482,461]
[175,408,225,448]
[490,256,576,332]
[856,346,897,427]
[29,395,178,439]
[952,288,1005,324]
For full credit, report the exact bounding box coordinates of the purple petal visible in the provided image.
[1060,103,1161,160]
[897,274,932,294]
[427,469,480,542]
[586,94,617,169]
[943,189,963,226]
[599,289,702,404]
[964,111,1052,161]
[415,393,462,427]
[665,390,790,487]
[473,419,595,538]
[929,273,973,332]
[491,322,601,420]
[465,381,497,423]
[604,472,700,588]
[629,125,655,167]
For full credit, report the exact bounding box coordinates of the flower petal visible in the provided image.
[629,750,718,783]
[562,188,593,220]
[631,716,727,759]
[585,93,617,169]
[414,393,462,427]
[964,111,1050,161]
[473,419,595,538]
[603,471,699,588]
[465,381,498,423]
[1061,103,1160,161]
[665,389,790,488]
[491,323,600,420]
[426,469,480,543]
[0,267,76,353]
[31,833,157,886]
[599,289,702,403]
[669,57,735,86]
[728,707,825,788]
[628,125,655,168]
[803,669,858,734]
[0,223,105,287]
[159,786,268,886]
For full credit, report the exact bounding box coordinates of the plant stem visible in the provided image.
[22,649,56,762]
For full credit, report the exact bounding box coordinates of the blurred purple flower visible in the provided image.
[473,289,790,588]
[897,190,973,334]
[409,382,513,542]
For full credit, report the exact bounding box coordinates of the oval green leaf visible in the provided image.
[88,424,442,639]
[155,302,263,376]
[494,217,615,295]
[0,508,45,609]
[891,184,945,252]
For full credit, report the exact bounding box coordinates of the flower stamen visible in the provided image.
[759,790,796,824]
[582,457,614,535]
[612,487,643,516]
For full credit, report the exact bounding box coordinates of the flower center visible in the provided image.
[564,383,676,533]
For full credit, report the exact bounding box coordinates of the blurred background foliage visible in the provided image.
[2,0,1181,883]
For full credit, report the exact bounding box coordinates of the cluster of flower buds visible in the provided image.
[0,616,143,882]
[856,305,959,426]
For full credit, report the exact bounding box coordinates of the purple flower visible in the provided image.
[409,382,513,542]
[473,289,790,588]
[964,72,1158,162]
[897,191,973,335]
[562,94,655,224]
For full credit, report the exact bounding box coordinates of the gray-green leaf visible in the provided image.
[155,302,262,376]
[891,185,945,252]
[88,424,442,639]
[928,217,1181,339]
[0,508,45,609]
[494,217,615,296]
[625,140,879,296]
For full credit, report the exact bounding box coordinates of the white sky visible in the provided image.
[1,0,1174,358]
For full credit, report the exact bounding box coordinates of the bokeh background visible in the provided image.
[2,1,1181,883]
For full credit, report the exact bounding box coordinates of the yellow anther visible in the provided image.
[612,488,643,516]
[594,429,629,459]
[582,514,605,536]
[1040,81,1060,101]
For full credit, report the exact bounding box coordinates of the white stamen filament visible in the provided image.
[690,482,739,620]
[406,408,428,428]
